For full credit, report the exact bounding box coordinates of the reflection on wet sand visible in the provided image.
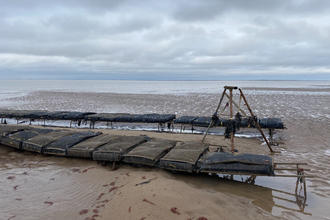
[168,171,311,216]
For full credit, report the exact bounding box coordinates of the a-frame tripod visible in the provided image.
[202,86,274,153]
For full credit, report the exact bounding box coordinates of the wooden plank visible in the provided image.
[272,151,282,153]
[275,174,314,178]
[275,163,308,165]
[198,170,270,176]
[275,168,311,171]
[224,86,238,90]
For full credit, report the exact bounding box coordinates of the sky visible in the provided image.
[0,0,330,80]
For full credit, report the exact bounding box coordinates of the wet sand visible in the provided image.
[1,127,281,220]
[1,84,330,219]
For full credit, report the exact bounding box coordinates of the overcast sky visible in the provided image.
[0,0,329,80]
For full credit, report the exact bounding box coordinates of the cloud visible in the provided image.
[0,0,329,80]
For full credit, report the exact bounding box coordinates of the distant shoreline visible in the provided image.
[1,79,330,81]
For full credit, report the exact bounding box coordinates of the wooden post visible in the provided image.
[303,177,307,198]
[229,89,234,153]
[239,88,274,153]
[269,128,274,144]
[295,177,299,195]
[229,89,233,118]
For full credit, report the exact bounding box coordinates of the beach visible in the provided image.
[1,80,330,220]
[1,127,279,220]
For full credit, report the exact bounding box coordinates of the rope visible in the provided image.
[224,112,242,139]
[235,112,242,131]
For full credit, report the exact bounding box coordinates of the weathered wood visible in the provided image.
[229,90,233,118]
[269,128,274,143]
[275,163,308,165]
[230,132,234,153]
[303,177,307,197]
[275,168,311,171]
[199,170,270,176]
[225,93,248,117]
[272,151,282,153]
[224,86,238,90]
[275,174,314,178]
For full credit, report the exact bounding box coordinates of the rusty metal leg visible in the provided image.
[239,88,274,153]
[112,162,116,170]
[229,89,235,153]
[303,177,307,198]
[295,178,299,195]
[269,128,274,144]
[231,133,234,153]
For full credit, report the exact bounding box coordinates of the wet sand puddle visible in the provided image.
[0,141,329,220]
[0,145,143,220]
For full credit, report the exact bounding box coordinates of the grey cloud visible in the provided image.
[0,0,329,80]
[172,0,330,22]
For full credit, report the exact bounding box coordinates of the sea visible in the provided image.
[0,80,330,220]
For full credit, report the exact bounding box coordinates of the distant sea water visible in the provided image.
[1,79,330,219]
[1,80,330,99]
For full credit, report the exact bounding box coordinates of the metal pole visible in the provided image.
[270,128,274,144]
[202,88,227,142]
[303,177,307,198]
[229,89,235,153]
[239,88,274,153]
[230,89,233,118]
